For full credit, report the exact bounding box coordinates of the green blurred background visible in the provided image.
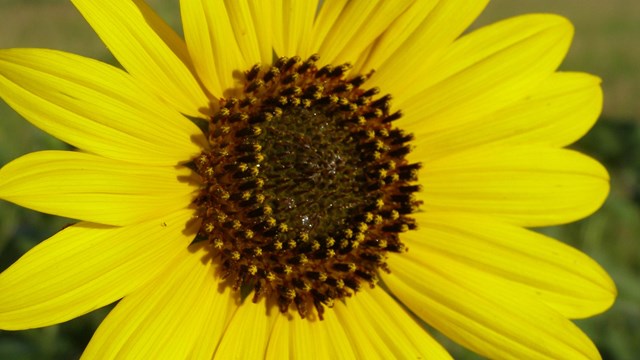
[0,1,638,359]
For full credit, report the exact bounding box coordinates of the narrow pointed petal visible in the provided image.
[266,309,357,359]
[336,288,452,359]
[71,0,210,117]
[270,0,318,58]
[413,72,603,161]
[398,14,573,135]
[384,255,603,359]
[419,146,609,227]
[308,0,413,66]
[0,151,198,226]
[81,243,237,360]
[181,0,251,97]
[0,208,196,330]
[362,0,488,85]
[0,48,206,166]
[406,212,616,318]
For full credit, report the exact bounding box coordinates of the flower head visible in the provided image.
[0,1,615,359]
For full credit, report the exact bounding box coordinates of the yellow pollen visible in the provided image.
[266,271,276,282]
[326,237,335,247]
[285,288,296,299]
[376,199,384,209]
[248,265,258,275]
[311,241,320,251]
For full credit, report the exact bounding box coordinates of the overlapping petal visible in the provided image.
[246,0,276,63]
[0,48,206,166]
[419,146,609,227]
[363,0,489,88]
[270,0,318,59]
[265,308,356,359]
[213,296,275,359]
[384,255,602,360]
[305,0,413,67]
[335,287,452,359]
[0,208,197,330]
[181,0,252,97]
[0,151,198,226]
[82,243,237,360]
[397,14,573,136]
[412,72,603,161]
[224,1,262,65]
[405,212,616,318]
[71,0,210,117]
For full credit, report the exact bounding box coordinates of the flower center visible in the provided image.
[193,55,421,319]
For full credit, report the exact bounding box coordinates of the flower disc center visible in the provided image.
[193,55,421,319]
[257,107,367,240]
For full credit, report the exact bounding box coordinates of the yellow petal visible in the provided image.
[398,14,573,134]
[71,0,210,117]
[270,0,318,58]
[406,212,616,318]
[224,0,262,65]
[181,0,250,97]
[419,146,609,227]
[213,296,275,359]
[308,0,413,67]
[0,208,196,330]
[413,72,603,161]
[266,309,357,360]
[300,0,348,59]
[336,287,452,359]
[384,255,603,360]
[363,0,488,89]
[247,0,275,64]
[82,243,237,360]
[0,48,206,166]
[0,151,198,226]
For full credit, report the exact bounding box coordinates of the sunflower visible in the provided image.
[0,0,615,359]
